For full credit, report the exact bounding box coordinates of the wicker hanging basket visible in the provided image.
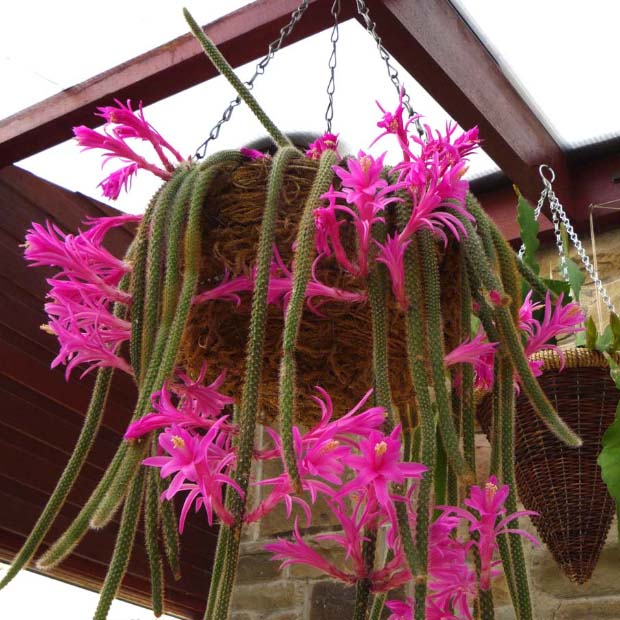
[478,347,619,583]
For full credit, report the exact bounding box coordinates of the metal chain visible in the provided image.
[517,187,547,261]
[354,0,425,139]
[324,0,340,133]
[194,0,310,159]
[518,165,615,313]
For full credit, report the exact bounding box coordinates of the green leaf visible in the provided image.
[598,403,620,506]
[565,257,585,302]
[597,325,614,353]
[586,316,598,350]
[543,278,571,298]
[605,353,620,390]
[610,313,620,352]
[515,188,540,275]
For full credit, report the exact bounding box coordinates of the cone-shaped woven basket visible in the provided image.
[478,347,619,583]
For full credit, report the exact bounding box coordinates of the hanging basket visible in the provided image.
[178,155,460,425]
[477,347,619,583]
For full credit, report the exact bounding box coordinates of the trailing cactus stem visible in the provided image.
[184,8,292,149]
[279,149,338,491]
[204,525,232,620]
[0,367,114,586]
[145,466,164,617]
[208,147,299,620]
[157,474,181,580]
[399,230,436,607]
[93,467,146,620]
[36,441,128,570]
[368,591,387,620]
[140,168,191,382]
[457,213,582,447]
[353,529,377,620]
[90,441,148,529]
[499,357,533,620]
[460,262,476,478]
[129,190,160,381]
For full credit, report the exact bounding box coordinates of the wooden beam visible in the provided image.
[362,0,578,219]
[0,0,355,168]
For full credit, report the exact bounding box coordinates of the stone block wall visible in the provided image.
[229,224,620,619]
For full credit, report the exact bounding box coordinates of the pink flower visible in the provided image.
[439,477,539,590]
[193,270,254,306]
[24,215,136,379]
[125,364,234,440]
[306,132,340,160]
[338,426,427,528]
[265,520,353,582]
[314,188,356,275]
[240,147,269,160]
[74,99,184,199]
[332,151,388,207]
[444,327,498,390]
[518,290,543,335]
[376,233,411,309]
[386,597,414,620]
[371,86,418,158]
[96,99,183,170]
[144,420,242,531]
[523,293,585,373]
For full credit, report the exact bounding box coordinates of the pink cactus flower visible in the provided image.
[265,519,353,582]
[240,147,269,160]
[332,151,388,207]
[306,132,340,160]
[74,99,184,199]
[193,271,254,306]
[444,327,498,390]
[376,233,411,309]
[386,598,414,620]
[125,364,234,440]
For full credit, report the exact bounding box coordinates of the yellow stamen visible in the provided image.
[171,435,185,449]
[40,323,56,335]
[359,155,372,174]
[374,441,388,456]
[485,481,498,495]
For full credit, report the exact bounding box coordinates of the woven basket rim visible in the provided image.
[529,346,617,371]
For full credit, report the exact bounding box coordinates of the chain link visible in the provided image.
[194,0,310,159]
[324,0,340,133]
[354,0,425,139]
[518,165,616,313]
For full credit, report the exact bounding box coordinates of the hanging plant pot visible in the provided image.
[478,347,619,583]
[179,155,461,425]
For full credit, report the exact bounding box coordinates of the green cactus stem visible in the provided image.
[145,466,164,617]
[207,146,300,620]
[184,8,292,150]
[93,467,146,620]
[0,367,114,586]
[418,229,472,481]
[278,149,338,492]
[157,473,182,581]
[456,213,581,448]
[498,357,533,620]
[352,529,377,620]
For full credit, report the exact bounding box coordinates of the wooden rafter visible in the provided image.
[0,0,615,221]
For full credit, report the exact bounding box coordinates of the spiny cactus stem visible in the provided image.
[184,8,293,150]
[498,357,533,620]
[145,466,164,617]
[130,189,161,381]
[279,149,338,492]
[5,273,133,582]
[140,169,190,383]
[400,230,436,609]
[204,525,232,620]
[92,467,146,620]
[156,473,182,581]
[0,368,114,586]
[90,441,148,529]
[368,591,387,620]
[418,229,471,481]
[209,146,299,620]
[352,529,377,620]
[457,213,582,448]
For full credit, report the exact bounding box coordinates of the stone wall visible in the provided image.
[230,223,620,620]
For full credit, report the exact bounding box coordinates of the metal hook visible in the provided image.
[538,164,556,187]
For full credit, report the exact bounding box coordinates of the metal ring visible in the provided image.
[538,164,556,185]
